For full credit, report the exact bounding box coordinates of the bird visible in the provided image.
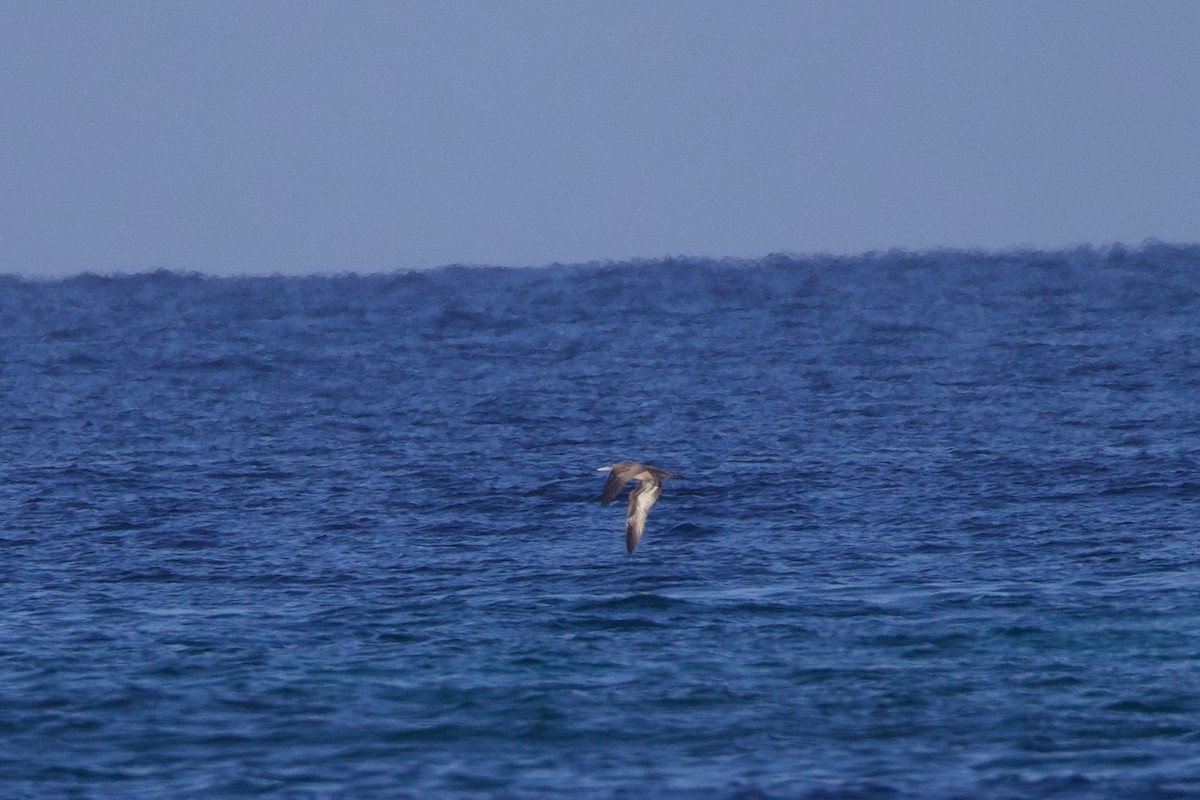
[597,462,683,553]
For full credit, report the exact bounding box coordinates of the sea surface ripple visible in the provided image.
[3,245,1200,799]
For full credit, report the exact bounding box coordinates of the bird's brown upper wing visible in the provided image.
[600,463,639,506]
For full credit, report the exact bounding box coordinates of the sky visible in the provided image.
[2,1,1198,276]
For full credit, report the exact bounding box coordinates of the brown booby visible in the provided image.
[597,462,683,553]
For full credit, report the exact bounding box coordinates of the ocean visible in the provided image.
[3,245,1199,799]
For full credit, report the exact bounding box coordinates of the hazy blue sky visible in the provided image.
[3,1,1198,275]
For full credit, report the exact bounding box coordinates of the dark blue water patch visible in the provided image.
[3,245,1200,798]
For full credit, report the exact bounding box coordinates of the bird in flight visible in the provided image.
[597,462,684,553]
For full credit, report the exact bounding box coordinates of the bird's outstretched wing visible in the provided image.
[625,480,663,553]
[601,464,639,506]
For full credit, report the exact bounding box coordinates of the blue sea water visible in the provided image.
[3,245,1200,799]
